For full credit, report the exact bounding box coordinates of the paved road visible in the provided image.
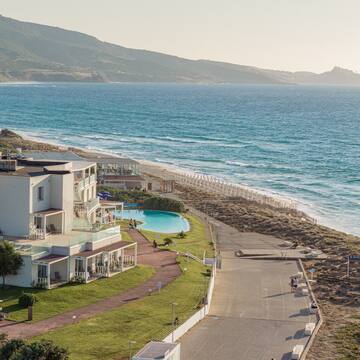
[180,222,315,360]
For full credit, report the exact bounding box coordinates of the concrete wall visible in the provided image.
[163,265,216,343]
[0,176,30,236]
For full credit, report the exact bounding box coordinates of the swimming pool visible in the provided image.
[115,209,190,234]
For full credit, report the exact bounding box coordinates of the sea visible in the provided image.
[0,82,359,236]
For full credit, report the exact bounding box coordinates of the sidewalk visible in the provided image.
[0,230,180,339]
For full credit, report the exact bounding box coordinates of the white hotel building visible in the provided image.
[0,157,136,289]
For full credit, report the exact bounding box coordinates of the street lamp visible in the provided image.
[171,302,178,342]
[128,340,136,360]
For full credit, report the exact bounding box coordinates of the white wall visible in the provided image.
[0,176,30,236]
[50,173,74,232]
[163,265,216,343]
[5,256,36,288]
[30,175,51,213]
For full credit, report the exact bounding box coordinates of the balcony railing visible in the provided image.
[75,175,96,193]
[85,197,100,214]
[69,225,121,247]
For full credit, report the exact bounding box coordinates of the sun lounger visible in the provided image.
[291,344,304,359]
[305,322,316,336]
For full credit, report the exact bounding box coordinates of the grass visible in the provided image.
[335,322,360,360]
[0,265,155,322]
[33,258,208,360]
[30,212,212,359]
[141,213,214,258]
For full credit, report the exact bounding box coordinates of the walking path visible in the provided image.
[0,230,181,339]
[180,222,316,360]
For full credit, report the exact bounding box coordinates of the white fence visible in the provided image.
[171,170,298,211]
[163,264,216,343]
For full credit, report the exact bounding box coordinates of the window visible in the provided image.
[37,186,44,201]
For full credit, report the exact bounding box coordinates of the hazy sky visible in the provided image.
[1,0,359,72]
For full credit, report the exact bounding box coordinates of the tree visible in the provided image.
[0,339,69,360]
[0,241,23,288]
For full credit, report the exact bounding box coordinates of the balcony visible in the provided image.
[74,175,97,193]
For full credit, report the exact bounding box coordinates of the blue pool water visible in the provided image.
[0,83,359,235]
[116,209,190,233]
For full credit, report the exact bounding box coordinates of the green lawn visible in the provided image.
[24,212,212,359]
[141,214,215,258]
[0,265,155,322]
[33,258,209,360]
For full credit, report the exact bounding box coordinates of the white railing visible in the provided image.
[37,277,48,287]
[90,174,97,184]
[74,271,86,279]
[75,179,85,192]
[85,197,100,214]
[123,255,135,267]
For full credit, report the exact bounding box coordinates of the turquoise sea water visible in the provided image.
[117,210,190,233]
[0,83,359,235]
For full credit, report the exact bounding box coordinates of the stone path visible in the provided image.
[0,229,181,339]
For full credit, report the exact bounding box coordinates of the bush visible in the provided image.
[164,238,173,246]
[143,197,185,212]
[177,231,186,238]
[18,293,38,308]
[97,186,152,203]
[70,275,86,284]
[0,339,69,360]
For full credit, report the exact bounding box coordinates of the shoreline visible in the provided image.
[15,129,358,238]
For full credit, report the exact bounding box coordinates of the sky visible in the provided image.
[1,0,359,73]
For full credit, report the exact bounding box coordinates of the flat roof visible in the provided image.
[134,341,178,359]
[76,240,135,258]
[33,208,64,216]
[33,254,68,264]
[85,157,139,165]
[23,151,83,161]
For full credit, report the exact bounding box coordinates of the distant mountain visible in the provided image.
[1,15,360,85]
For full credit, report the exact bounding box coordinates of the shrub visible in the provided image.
[164,238,173,246]
[143,197,185,212]
[177,231,186,238]
[0,339,69,360]
[18,293,38,308]
[70,275,86,284]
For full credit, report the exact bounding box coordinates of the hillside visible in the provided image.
[1,15,360,85]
